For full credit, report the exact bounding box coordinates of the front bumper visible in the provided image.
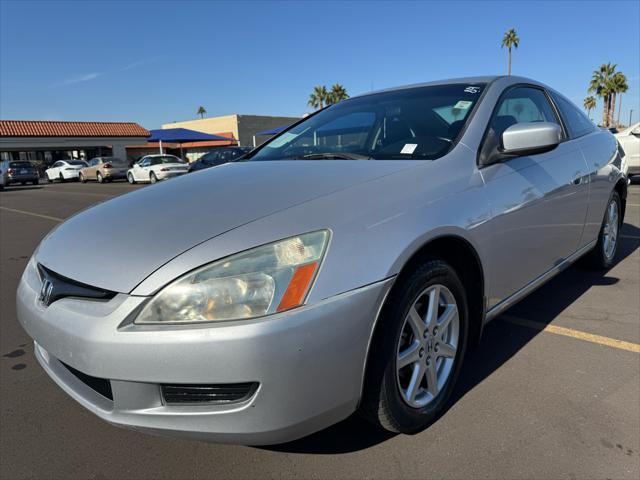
[17,259,392,444]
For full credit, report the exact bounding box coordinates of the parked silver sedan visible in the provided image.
[17,76,627,445]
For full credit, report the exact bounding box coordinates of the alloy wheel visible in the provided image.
[602,198,619,260]
[396,284,459,408]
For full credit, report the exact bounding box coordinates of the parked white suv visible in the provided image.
[127,155,189,184]
[615,123,639,178]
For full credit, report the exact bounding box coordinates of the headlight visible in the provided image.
[135,230,329,324]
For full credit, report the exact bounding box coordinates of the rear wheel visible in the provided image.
[150,172,157,184]
[32,178,38,186]
[97,172,104,183]
[586,190,621,270]
[360,260,468,434]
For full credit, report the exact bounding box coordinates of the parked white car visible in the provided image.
[615,123,639,178]
[45,159,88,182]
[127,155,189,184]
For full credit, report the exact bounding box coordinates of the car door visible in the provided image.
[481,85,590,308]
[85,158,98,179]
[48,161,61,178]
[133,158,148,181]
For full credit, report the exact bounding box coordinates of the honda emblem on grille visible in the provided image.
[39,278,54,307]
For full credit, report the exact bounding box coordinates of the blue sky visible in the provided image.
[1,0,638,129]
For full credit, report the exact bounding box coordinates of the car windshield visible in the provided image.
[68,160,86,166]
[247,83,485,161]
[10,162,32,168]
[104,157,127,166]
[154,156,185,164]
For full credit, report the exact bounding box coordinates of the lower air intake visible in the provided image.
[161,382,258,405]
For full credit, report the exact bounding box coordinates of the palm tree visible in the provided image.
[196,106,207,119]
[307,85,329,110]
[501,28,520,76]
[327,84,349,105]
[588,63,616,127]
[609,72,628,127]
[583,96,596,120]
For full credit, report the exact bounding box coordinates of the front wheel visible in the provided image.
[150,172,157,184]
[586,190,621,269]
[97,172,104,184]
[79,173,86,183]
[46,173,52,183]
[360,260,468,434]
[127,173,136,184]
[58,173,64,183]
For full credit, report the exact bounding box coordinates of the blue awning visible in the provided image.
[255,125,289,136]
[148,128,233,143]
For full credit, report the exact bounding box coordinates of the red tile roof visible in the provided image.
[0,120,150,138]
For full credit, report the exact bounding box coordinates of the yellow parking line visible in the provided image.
[502,315,640,353]
[0,206,63,223]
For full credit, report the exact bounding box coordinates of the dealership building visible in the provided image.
[162,114,300,147]
[0,120,150,171]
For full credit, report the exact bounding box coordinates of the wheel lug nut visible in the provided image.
[433,327,438,335]
[434,344,439,353]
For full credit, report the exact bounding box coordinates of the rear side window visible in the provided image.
[549,92,596,139]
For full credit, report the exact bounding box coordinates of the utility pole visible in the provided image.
[617,96,622,126]
[630,109,634,126]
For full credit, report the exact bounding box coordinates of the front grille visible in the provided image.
[161,382,258,405]
[37,264,117,307]
[61,362,113,401]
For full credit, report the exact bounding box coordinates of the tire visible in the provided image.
[32,179,38,186]
[79,173,86,183]
[46,173,52,183]
[360,259,468,434]
[21,181,26,186]
[150,172,157,184]
[586,190,621,270]
[97,172,103,184]
[58,173,64,183]
[127,173,136,184]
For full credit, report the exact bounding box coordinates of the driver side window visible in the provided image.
[490,87,562,142]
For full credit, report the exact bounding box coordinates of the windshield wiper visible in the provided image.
[297,152,373,160]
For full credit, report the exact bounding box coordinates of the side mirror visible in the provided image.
[501,122,562,156]
[631,127,640,136]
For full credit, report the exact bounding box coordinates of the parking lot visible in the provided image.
[0,181,638,479]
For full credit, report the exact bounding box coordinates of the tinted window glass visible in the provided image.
[490,87,561,141]
[248,83,486,161]
[549,92,595,138]
[10,161,32,168]
[68,160,86,166]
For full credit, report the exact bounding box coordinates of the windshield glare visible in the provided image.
[248,83,484,161]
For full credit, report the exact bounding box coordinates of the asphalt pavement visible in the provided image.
[1,180,638,479]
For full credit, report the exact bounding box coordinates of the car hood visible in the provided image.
[36,160,416,293]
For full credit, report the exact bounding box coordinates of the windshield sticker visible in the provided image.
[400,143,418,155]
[266,132,299,149]
[454,100,473,110]
[464,86,480,94]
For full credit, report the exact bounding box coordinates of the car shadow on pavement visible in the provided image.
[264,221,639,455]
[1,186,44,192]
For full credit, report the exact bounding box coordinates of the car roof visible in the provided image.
[352,75,548,99]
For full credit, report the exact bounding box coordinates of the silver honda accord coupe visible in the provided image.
[17,76,627,445]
